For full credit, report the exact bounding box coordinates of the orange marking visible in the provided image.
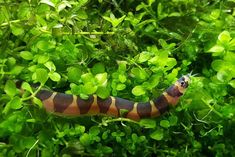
[106,96,118,117]
[163,92,179,106]
[63,95,80,115]
[126,103,140,121]
[42,92,56,112]
[150,100,160,117]
[87,95,100,115]
[175,82,185,93]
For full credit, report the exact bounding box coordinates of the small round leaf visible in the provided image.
[150,129,164,141]
[49,72,61,82]
[20,51,33,60]
[4,80,17,97]
[160,120,170,128]
[34,68,48,84]
[132,85,145,96]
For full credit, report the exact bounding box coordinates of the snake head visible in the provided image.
[177,75,190,89]
[175,73,193,94]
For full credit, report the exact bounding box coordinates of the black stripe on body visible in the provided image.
[137,102,151,118]
[77,95,94,114]
[36,90,53,101]
[153,95,169,114]
[53,93,73,113]
[115,98,134,116]
[97,97,112,113]
[166,85,183,97]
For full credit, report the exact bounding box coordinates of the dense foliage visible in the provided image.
[1,0,235,156]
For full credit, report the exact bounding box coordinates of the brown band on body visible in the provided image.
[115,97,134,116]
[97,96,112,114]
[126,103,140,121]
[36,90,53,101]
[166,85,183,97]
[163,92,179,106]
[106,96,118,117]
[153,94,169,114]
[137,102,151,118]
[87,95,100,114]
[42,92,56,112]
[150,100,160,117]
[77,95,94,114]
[53,93,73,113]
[63,95,80,115]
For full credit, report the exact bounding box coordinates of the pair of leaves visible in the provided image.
[102,13,126,27]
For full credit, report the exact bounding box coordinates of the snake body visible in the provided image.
[36,75,190,121]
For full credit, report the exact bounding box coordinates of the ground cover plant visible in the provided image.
[0,0,235,156]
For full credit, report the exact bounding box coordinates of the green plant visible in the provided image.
[0,0,235,156]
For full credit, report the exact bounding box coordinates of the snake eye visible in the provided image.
[180,81,185,87]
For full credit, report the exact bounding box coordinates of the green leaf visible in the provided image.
[102,13,126,27]
[229,38,235,48]
[160,120,170,128]
[10,66,24,75]
[17,2,31,19]
[79,133,91,146]
[67,67,82,84]
[34,68,48,84]
[150,129,164,141]
[10,25,24,36]
[137,51,151,63]
[37,55,50,64]
[23,137,36,149]
[229,80,235,88]
[118,61,127,72]
[169,115,178,126]
[210,9,220,19]
[96,86,110,99]
[208,45,224,53]
[33,97,43,107]
[211,60,223,71]
[95,73,107,86]
[91,62,105,74]
[217,70,232,82]
[48,72,61,82]
[36,40,55,51]
[40,0,55,7]
[157,3,163,17]
[89,126,100,136]
[44,61,56,71]
[4,80,17,97]
[70,84,81,95]
[20,51,33,60]
[82,83,97,94]
[77,9,88,19]
[218,31,231,44]
[8,96,22,109]
[139,119,156,128]
[57,1,72,12]
[81,73,94,84]
[131,68,148,80]
[21,82,33,93]
[116,83,126,91]
[148,0,155,6]
[132,85,145,96]
[101,146,113,154]
[166,58,177,69]
[118,75,126,83]
[80,93,89,100]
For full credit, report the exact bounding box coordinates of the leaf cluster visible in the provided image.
[0,0,235,156]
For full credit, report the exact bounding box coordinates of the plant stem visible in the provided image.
[102,117,139,125]
[1,19,21,27]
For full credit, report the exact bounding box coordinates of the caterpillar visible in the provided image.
[36,75,190,121]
